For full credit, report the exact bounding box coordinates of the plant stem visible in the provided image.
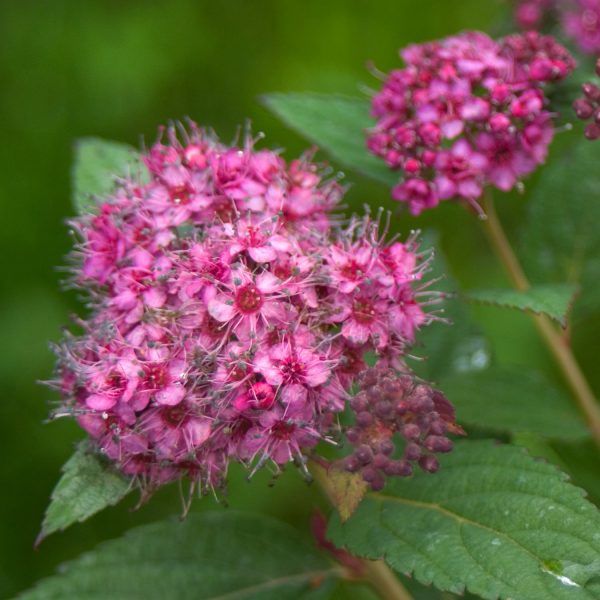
[310,462,414,600]
[481,189,600,446]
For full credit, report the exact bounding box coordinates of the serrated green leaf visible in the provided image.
[440,367,588,441]
[262,93,396,186]
[38,444,131,544]
[72,137,147,215]
[464,284,578,327]
[521,138,600,320]
[329,440,600,600]
[414,231,491,381]
[21,512,339,600]
[326,468,368,523]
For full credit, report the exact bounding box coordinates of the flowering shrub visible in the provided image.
[49,125,455,496]
[25,7,600,600]
[366,31,574,214]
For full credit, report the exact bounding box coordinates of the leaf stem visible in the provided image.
[481,189,600,446]
[310,462,414,600]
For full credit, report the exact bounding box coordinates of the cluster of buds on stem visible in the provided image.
[573,58,600,140]
[341,366,464,491]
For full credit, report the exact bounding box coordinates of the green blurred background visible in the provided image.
[2,1,598,597]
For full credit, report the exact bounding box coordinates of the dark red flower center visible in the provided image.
[352,299,376,324]
[143,364,168,389]
[271,420,296,440]
[170,184,191,205]
[279,357,306,383]
[341,260,363,281]
[235,284,263,314]
[161,404,189,427]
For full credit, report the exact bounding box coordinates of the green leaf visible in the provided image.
[37,444,131,544]
[329,440,600,600]
[21,512,339,600]
[552,438,600,507]
[72,137,147,214]
[262,93,396,186]
[325,467,368,523]
[440,367,588,441]
[463,284,578,327]
[521,138,600,320]
[414,231,491,382]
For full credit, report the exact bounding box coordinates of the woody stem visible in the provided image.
[481,189,600,447]
[310,462,414,600]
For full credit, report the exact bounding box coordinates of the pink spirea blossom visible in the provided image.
[514,0,600,55]
[563,0,600,53]
[50,124,441,496]
[514,0,556,30]
[367,31,575,215]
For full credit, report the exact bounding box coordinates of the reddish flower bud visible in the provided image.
[585,122,600,140]
[583,82,600,103]
[573,98,595,120]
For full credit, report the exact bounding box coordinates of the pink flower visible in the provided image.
[254,342,332,411]
[208,266,291,338]
[434,140,488,201]
[392,178,439,216]
[326,242,375,293]
[563,0,600,54]
[240,406,319,465]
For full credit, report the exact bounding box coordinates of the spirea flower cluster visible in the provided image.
[50,124,444,496]
[341,366,463,491]
[366,31,575,215]
[515,0,600,55]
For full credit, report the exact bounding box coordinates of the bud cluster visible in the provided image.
[341,366,463,491]
[367,31,575,215]
[573,59,600,140]
[49,124,445,498]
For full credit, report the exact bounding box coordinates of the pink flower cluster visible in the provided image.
[515,0,600,55]
[51,124,440,495]
[514,0,555,30]
[367,31,575,215]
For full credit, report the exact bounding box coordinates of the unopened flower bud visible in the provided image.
[404,442,421,461]
[403,423,421,441]
[424,435,453,453]
[585,122,600,140]
[583,82,600,103]
[344,456,360,473]
[373,454,389,469]
[419,455,440,473]
[356,411,373,428]
[384,459,413,477]
[351,395,368,412]
[356,445,374,465]
[573,98,595,120]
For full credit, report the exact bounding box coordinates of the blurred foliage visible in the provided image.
[3,1,599,598]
